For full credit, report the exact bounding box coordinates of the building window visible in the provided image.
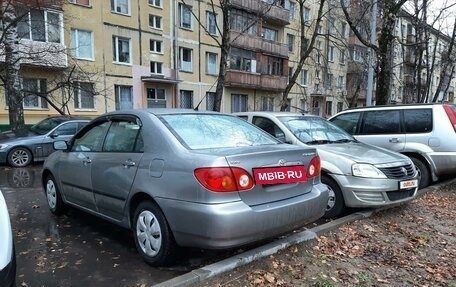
[206,12,217,35]
[70,29,93,60]
[17,9,62,43]
[74,82,95,109]
[150,39,162,53]
[111,0,129,14]
[263,27,278,41]
[230,48,256,72]
[341,22,348,37]
[339,49,346,64]
[301,70,308,86]
[267,57,282,75]
[179,4,192,29]
[148,0,161,7]
[325,101,333,117]
[337,102,343,113]
[328,46,334,62]
[147,88,166,108]
[150,61,163,74]
[287,34,294,52]
[338,76,344,89]
[115,85,133,110]
[353,47,363,62]
[112,36,131,64]
[328,17,336,34]
[326,73,333,89]
[206,52,217,75]
[262,97,274,111]
[180,90,193,108]
[303,7,311,24]
[70,0,91,5]
[230,10,257,35]
[231,94,248,112]
[206,92,216,111]
[289,2,296,20]
[149,14,162,29]
[289,67,294,82]
[22,78,48,109]
[179,47,193,72]
[316,41,322,64]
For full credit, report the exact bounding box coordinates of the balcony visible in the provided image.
[225,70,288,91]
[0,39,67,69]
[406,34,416,44]
[230,0,290,25]
[230,31,288,57]
[404,50,416,65]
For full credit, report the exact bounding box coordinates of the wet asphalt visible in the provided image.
[0,165,236,287]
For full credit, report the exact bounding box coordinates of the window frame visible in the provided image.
[150,61,163,75]
[206,52,218,75]
[179,47,193,72]
[112,36,132,64]
[148,0,161,8]
[149,14,162,29]
[111,0,130,15]
[17,9,63,44]
[74,81,95,110]
[150,39,163,53]
[179,4,193,30]
[114,85,133,111]
[206,11,217,36]
[70,28,94,60]
[22,78,48,109]
[179,90,194,108]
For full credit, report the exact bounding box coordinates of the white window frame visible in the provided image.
[17,9,63,44]
[111,0,130,15]
[179,47,193,72]
[149,14,162,29]
[150,39,163,53]
[289,2,296,20]
[148,0,161,8]
[303,7,311,24]
[206,52,217,75]
[69,0,91,6]
[70,29,94,60]
[231,94,248,112]
[114,85,133,110]
[113,36,131,64]
[150,61,163,74]
[338,76,344,89]
[74,82,95,110]
[22,78,48,109]
[328,46,334,62]
[301,70,308,86]
[179,4,193,30]
[339,49,346,64]
[206,11,217,36]
[287,34,294,52]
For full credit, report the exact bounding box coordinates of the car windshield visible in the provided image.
[29,118,65,135]
[160,114,279,149]
[279,116,356,145]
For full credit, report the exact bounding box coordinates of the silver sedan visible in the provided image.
[42,109,328,266]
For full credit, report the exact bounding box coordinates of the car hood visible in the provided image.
[0,131,41,143]
[316,142,408,165]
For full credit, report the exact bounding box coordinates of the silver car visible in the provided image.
[42,109,328,266]
[0,116,89,167]
[235,112,420,218]
[0,191,16,287]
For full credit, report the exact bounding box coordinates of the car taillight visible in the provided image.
[194,167,254,192]
[443,104,456,132]
[307,156,321,178]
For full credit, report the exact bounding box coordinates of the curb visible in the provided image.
[154,210,372,287]
[155,178,455,287]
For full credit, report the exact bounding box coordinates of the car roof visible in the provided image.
[233,111,320,118]
[338,103,452,113]
[100,109,224,118]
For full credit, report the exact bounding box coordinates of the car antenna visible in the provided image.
[291,106,308,114]
[194,93,207,111]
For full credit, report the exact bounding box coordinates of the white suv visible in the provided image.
[0,191,15,287]
[329,103,456,189]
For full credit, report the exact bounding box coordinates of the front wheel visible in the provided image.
[45,174,67,215]
[410,157,431,189]
[8,147,32,167]
[322,175,345,218]
[133,201,178,266]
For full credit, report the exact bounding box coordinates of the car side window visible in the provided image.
[53,122,78,136]
[361,110,401,134]
[252,116,284,139]
[103,120,143,153]
[72,121,110,152]
[330,112,360,135]
[404,109,432,133]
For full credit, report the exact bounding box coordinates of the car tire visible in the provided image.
[45,174,67,215]
[410,157,430,189]
[7,147,32,167]
[133,201,178,266]
[322,175,345,218]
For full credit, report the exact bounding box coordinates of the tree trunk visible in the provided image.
[213,1,230,112]
[3,1,26,135]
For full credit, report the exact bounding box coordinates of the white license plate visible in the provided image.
[399,179,418,189]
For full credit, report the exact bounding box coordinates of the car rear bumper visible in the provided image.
[333,174,419,208]
[157,183,328,249]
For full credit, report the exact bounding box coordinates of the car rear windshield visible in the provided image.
[160,114,279,149]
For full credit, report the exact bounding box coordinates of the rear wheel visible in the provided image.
[8,147,32,167]
[133,201,178,266]
[410,157,430,189]
[45,174,67,215]
[322,175,345,218]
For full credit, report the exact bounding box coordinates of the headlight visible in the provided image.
[352,163,387,178]
[0,144,9,150]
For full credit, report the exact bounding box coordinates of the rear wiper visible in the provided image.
[305,140,330,145]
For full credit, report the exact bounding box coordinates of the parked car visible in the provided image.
[0,116,90,167]
[42,109,328,266]
[0,191,16,287]
[235,112,419,218]
[329,103,456,189]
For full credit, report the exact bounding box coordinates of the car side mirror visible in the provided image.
[53,140,68,150]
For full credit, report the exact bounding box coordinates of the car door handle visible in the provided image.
[389,138,400,143]
[83,158,92,165]
[123,160,136,168]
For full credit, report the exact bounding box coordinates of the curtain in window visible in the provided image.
[119,86,133,110]
[30,10,45,42]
